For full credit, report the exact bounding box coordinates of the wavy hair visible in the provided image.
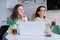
[35,6,46,18]
[10,4,23,20]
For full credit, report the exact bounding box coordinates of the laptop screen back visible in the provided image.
[19,22,45,35]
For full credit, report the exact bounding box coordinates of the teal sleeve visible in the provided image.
[52,25,60,35]
[59,26,60,34]
[7,18,16,25]
[7,18,17,34]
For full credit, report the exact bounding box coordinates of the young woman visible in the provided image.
[7,4,27,25]
[33,6,51,35]
[7,4,28,34]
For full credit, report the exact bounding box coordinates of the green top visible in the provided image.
[52,25,60,35]
[7,17,27,34]
[7,18,17,25]
[7,18,18,34]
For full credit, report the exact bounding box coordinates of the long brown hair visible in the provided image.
[10,4,23,20]
[35,6,46,19]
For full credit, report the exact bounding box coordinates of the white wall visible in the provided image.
[0,0,12,26]
[47,10,60,26]
[23,1,40,20]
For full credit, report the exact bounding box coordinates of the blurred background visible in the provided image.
[0,0,60,27]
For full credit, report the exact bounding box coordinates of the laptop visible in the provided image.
[19,21,45,35]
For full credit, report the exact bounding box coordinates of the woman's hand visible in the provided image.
[44,30,51,35]
[22,14,27,21]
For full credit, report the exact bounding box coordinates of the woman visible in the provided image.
[7,4,27,25]
[7,4,28,34]
[33,6,51,35]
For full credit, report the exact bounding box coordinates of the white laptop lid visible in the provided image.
[19,22,45,35]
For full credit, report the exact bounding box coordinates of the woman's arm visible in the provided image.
[7,18,16,25]
[22,14,28,21]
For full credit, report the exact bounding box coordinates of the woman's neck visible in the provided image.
[18,15,22,19]
[18,15,25,19]
[40,15,44,19]
[40,16,46,22]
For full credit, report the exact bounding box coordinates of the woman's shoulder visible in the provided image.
[35,17,40,19]
[7,17,12,22]
[7,17,14,22]
[7,17,17,21]
[7,17,12,20]
[34,17,41,21]
[7,17,16,25]
[45,18,51,25]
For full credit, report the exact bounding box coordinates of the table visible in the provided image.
[6,33,60,40]
[6,22,60,40]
